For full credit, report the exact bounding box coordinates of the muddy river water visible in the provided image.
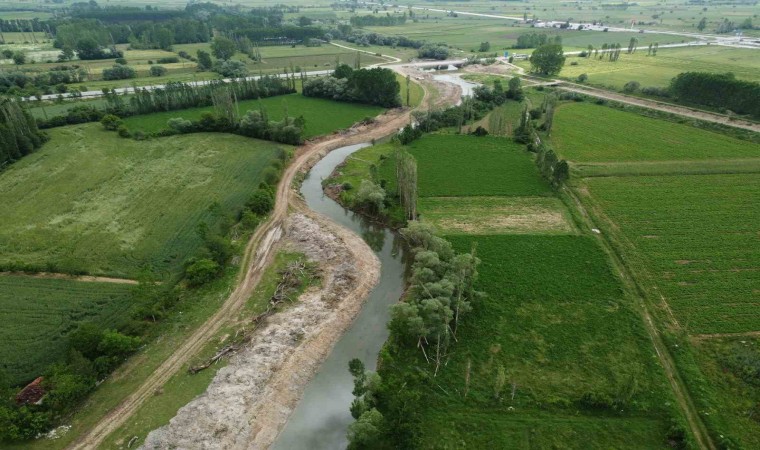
[272,143,409,449]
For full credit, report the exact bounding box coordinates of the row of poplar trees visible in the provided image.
[0,99,47,169]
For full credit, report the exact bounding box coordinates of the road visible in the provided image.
[362,1,760,49]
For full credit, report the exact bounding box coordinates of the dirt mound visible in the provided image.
[140,212,380,449]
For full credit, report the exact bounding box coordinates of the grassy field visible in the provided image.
[0,275,135,385]
[379,234,677,448]
[546,46,760,89]
[404,134,552,197]
[0,124,285,279]
[122,93,385,137]
[552,102,760,164]
[584,173,760,334]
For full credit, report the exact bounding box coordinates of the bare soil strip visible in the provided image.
[0,272,139,285]
[140,210,381,449]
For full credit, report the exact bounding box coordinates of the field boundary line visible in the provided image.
[561,185,716,450]
[692,331,760,341]
[0,272,139,285]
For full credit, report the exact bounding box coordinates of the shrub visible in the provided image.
[215,59,248,78]
[102,65,136,81]
[114,57,127,65]
[149,65,167,77]
[117,125,131,138]
[100,114,122,131]
[247,188,275,215]
[157,56,179,64]
[623,80,641,93]
[577,73,588,83]
[185,258,220,286]
[262,167,280,186]
[167,117,194,133]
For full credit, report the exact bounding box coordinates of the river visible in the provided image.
[271,143,409,449]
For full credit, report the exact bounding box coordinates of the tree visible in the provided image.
[529,43,565,75]
[333,63,353,79]
[211,36,236,60]
[12,52,25,65]
[478,41,491,52]
[395,149,418,221]
[246,188,275,215]
[58,47,75,62]
[298,16,313,27]
[196,50,212,70]
[507,76,523,100]
[627,37,638,54]
[74,37,104,60]
[102,65,136,80]
[356,179,386,214]
[697,17,707,32]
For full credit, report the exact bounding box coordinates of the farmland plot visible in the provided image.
[584,174,760,334]
[552,102,760,165]
[122,93,385,138]
[0,275,134,385]
[0,124,284,279]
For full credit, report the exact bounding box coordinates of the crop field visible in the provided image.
[403,134,552,197]
[122,93,385,137]
[552,102,760,164]
[0,275,134,385]
[418,196,575,235]
[379,234,676,448]
[549,46,760,89]
[0,124,284,279]
[584,173,760,335]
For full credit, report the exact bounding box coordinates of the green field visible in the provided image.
[0,124,285,278]
[379,234,677,448]
[548,46,760,89]
[122,93,385,137]
[552,102,760,164]
[405,134,553,197]
[0,275,134,385]
[585,174,760,334]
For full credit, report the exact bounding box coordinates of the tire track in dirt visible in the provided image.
[67,74,445,450]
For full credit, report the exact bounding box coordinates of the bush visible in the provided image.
[247,188,275,215]
[100,114,122,131]
[114,57,127,65]
[117,125,131,138]
[215,59,248,78]
[102,65,136,81]
[149,65,167,77]
[167,117,194,133]
[262,167,280,186]
[577,73,588,83]
[623,80,641,93]
[157,56,179,64]
[185,258,220,286]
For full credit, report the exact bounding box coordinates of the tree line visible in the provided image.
[303,65,402,108]
[36,76,295,129]
[670,72,760,119]
[0,99,47,170]
[350,14,407,27]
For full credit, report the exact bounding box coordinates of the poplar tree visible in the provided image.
[395,149,418,221]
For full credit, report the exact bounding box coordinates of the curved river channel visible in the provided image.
[272,143,409,449]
